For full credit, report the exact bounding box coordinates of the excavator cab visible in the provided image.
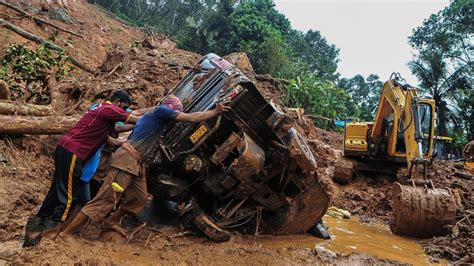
[432,136,453,159]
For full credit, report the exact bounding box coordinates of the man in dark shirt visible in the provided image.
[24,90,141,247]
[60,95,230,241]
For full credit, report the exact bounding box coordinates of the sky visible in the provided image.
[274,0,449,85]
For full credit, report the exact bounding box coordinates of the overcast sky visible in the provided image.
[274,0,449,84]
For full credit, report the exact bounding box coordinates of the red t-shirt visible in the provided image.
[58,103,130,161]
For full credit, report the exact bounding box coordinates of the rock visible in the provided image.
[142,37,158,49]
[130,48,140,55]
[146,49,161,57]
[452,171,472,180]
[100,50,127,73]
[47,8,72,24]
[28,6,42,15]
[160,39,176,50]
[224,53,254,73]
[0,250,18,259]
[314,246,337,259]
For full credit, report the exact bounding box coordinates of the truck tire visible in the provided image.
[288,129,317,172]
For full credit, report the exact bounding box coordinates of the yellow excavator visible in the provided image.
[334,73,457,238]
[463,140,474,169]
[433,135,453,159]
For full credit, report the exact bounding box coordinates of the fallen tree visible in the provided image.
[0,115,77,134]
[0,18,95,74]
[0,1,85,38]
[0,101,54,116]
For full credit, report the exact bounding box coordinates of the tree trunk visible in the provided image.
[437,100,447,136]
[0,1,85,38]
[0,19,95,74]
[0,101,54,116]
[0,115,78,134]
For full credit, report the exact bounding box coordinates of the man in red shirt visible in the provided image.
[24,90,141,247]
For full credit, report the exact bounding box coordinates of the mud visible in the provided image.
[260,216,447,265]
[0,0,473,264]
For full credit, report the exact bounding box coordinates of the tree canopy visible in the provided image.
[409,0,473,140]
[90,0,473,145]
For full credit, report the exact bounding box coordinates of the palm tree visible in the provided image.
[409,50,472,136]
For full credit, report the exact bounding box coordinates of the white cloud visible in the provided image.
[274,0,449,84]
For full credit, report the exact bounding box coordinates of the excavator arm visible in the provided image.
[369,78,435,177]
[402,89,435,180]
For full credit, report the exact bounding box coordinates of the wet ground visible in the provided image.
[1,1,473,264]
[260,216,447,265]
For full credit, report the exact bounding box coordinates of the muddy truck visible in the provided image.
[141,53,330,241]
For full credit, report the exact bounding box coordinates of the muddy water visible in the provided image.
[259,216,447,265]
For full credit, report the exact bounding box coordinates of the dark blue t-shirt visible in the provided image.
[128,105,179,158]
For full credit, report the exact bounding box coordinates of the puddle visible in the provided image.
[259,216,447,265]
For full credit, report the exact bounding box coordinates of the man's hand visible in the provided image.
[107,137,127,147]
[214,102,232,114]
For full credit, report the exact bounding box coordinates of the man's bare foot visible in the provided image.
[41,222,62,240]
[102,223,128,238]
[57,233,79,246]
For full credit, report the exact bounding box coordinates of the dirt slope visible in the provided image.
[0,0,142,69]
[0,0,472,264]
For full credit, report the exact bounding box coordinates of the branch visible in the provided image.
[0,18,96,74]
[0,1,85,38]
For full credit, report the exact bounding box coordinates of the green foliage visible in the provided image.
[286,29,339,81]
[0,43,70,103]
[224,0,293,76]
[284,74,351,128]
[408,0,473,139]
[130,39,142,48]
[338,74,383,121]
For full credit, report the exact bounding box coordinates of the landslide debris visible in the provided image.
[1,0,473,265]
[420,160,473,263]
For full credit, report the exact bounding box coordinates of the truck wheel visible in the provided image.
[288,129,317,172]
[193,213,232,242]
[260,178,330,234]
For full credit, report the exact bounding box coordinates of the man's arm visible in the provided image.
[130,107,155,117]
[115,124,135,133]
[101,105,140,124]
[107,136,127,147]
[175,104,230,123]
[125,114,140,124]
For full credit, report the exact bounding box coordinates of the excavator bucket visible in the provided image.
[390,182,457,238]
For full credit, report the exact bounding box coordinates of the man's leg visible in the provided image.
[40,146,83,240]
[24,146,67,247]
[79,180,91,207]
[103,172,147,235]
[60,169,133,239]
[36,146,62,218]
[51,146,84,223]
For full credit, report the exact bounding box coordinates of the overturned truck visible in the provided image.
[143,54,330,241]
